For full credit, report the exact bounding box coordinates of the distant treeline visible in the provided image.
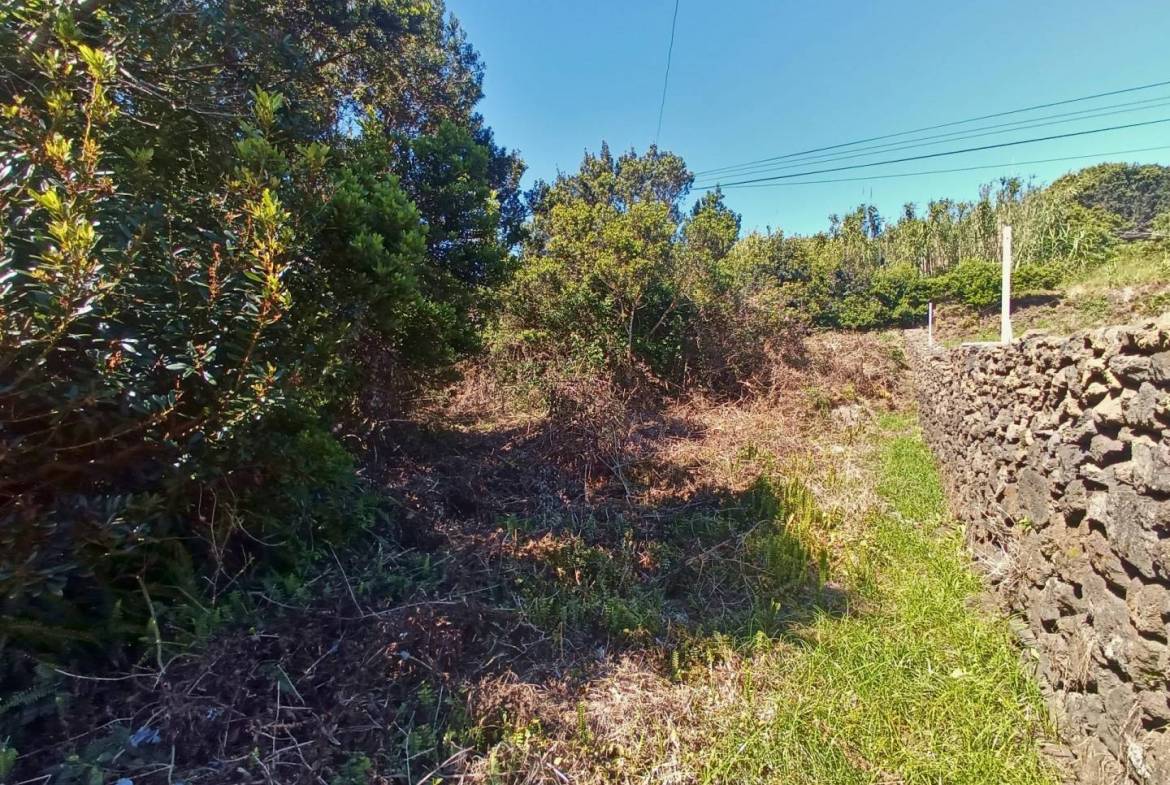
[715,162,1170,330]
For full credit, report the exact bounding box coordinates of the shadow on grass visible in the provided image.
[9,413,849,785]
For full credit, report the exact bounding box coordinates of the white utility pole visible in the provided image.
[927,301,934,347]
[1001,224,1013,344]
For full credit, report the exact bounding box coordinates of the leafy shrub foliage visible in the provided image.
[491,146,804,395]
[1069,162,1170,233]
[0,0,520,667]
[931,259,1002,310]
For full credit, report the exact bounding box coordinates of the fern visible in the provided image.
[0,664,63,740]
[0,677,57,717]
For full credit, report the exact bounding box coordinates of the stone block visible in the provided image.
[1127,583,1170,639]
[1067,411,1101,443]
[1082,533,1133,588]
[1093,392,1126,423]
[1151,351,1170,383]
[1138,690,1170,724]
[1019,468,1053,527]
[1144,729,1170,785]
[1109,354,1154,384]
[1089,434,1127,463]
[1125,382,1165,430]
[1103,680,1137,736]
[1106,487,1163,579]
[1131,439,1170,494]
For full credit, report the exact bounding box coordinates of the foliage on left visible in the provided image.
[0,0,521,695]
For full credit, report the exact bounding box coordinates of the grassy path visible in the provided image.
[682,413,1056,784]
[15,364,1062,784]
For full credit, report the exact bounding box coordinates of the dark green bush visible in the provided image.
[1014,261,1069,292]
[0,57,309,653]
[930,259,1001,310]
[0,0,517,668]
[837,263,929,329]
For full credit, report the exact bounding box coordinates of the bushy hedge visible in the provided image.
[0,0,518,669]
[490,150,803,396]
[809,258,1073,330]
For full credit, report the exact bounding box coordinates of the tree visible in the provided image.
[0,0,524,666]
[507,145,692,373]
[497,149,803,391]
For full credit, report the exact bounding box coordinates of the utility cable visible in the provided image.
[692,78,1170,176]
[697,144,1170,190]
[697,93,1170,179]
[654,0,681,144]
[693,116,1170,188]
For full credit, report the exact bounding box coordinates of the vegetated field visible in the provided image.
[935,240,1170,345]
[9,4,1166,781]
[11,332,1056,784]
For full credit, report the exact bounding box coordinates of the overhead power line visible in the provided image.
[692,78,1170,176]
[697,93,1170,179]
[695,144,1170,190]
[692,115,1170,189]
[654,0,681,144]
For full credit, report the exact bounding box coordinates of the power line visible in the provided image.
[695,145,1170,190]
[697,93,1170,179]
[692,115,1170,189]
[701,97,1170,181]
[654,0,680,144]
[692,78,1170,176]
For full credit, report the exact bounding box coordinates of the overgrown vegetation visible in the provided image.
[490,146,802,394]
[1,0,519,727]
[708,163,1170,330]
[1,0,1162,781]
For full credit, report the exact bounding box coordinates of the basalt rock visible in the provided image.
[907,318,1170,785]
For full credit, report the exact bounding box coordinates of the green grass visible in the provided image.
[690,414,1055,785]
[941,244,1170,344]
[1068,241,1169,290]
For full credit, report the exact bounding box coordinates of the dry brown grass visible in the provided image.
[460,654,747,785]
[16,330,914,785]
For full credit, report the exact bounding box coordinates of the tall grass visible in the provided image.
[1068,240,1170,290]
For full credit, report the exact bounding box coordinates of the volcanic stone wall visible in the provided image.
[907,319,1170,784]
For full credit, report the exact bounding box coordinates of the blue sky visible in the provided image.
[449,0,1170,235]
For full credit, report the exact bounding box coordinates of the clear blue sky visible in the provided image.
[449,0,1170,235]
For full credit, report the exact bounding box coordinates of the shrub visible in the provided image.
[1014,261,1069,292]
[1067,162,1170,233]
[824,262,929,330]
[0,0,512,667]
[1152,209,1170,254]
[930,258,1001,310]
[0,37,311,652]
[492,151,802,394]
[543,372,641,479]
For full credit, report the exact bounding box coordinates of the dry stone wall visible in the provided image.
[907,319,1170,784]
